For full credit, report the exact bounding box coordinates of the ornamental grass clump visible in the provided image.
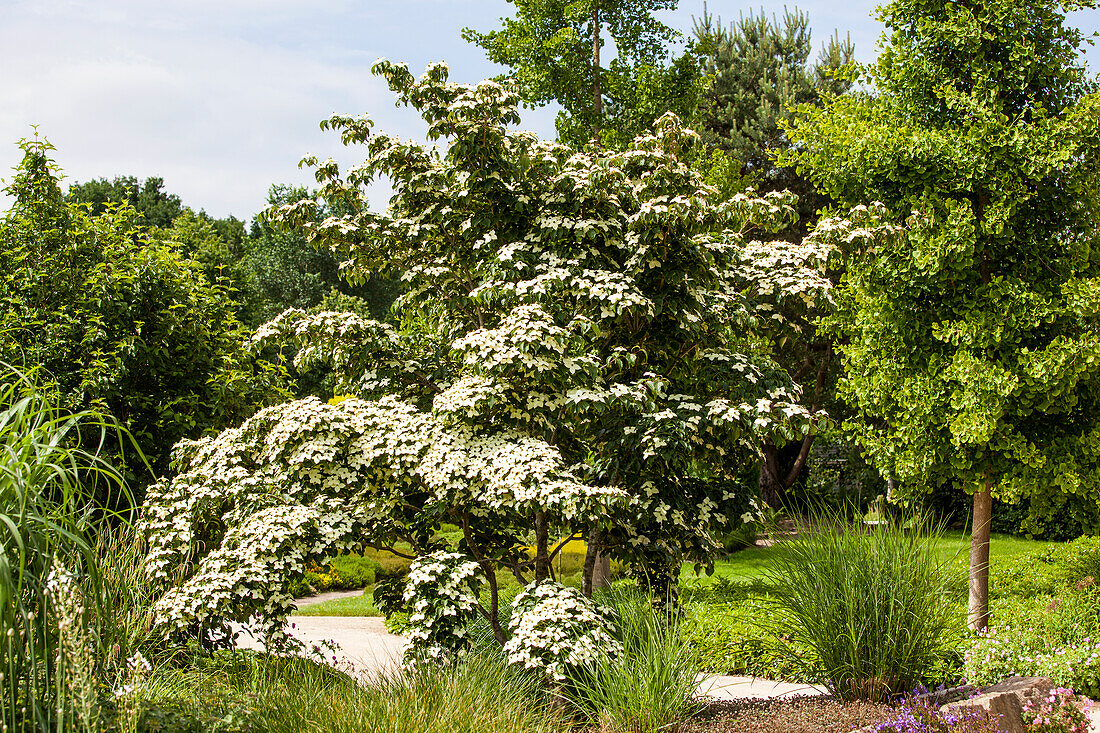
[141,650,560,733]
[0,368,134,731]
[764,510,954,701]
[565,587,703,733]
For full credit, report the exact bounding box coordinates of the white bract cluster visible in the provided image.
[503,581,622,682]
[141,395,621,642]
[403,551,483,662]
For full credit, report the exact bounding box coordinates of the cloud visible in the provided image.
[0,1,439,218]
[2,0,1093,220]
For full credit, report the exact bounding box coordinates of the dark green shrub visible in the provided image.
[329,555,381,588]
[0,139,288,491]
[287,554,382,597]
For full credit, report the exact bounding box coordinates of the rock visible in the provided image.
[942,676,1053,733]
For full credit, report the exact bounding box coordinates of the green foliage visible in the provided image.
[687,600,794,678]
[763,512,955,701]
[287,554,382,597]
[292,590,382,617]
[0,369,127,731]
[693,7,854,215]
[0,139,289,485]
[236,185,343,326]
[131,651,559,733]
[565,587,702,733]
[966,588,1100,697]
[67,175,184,229]
[157,208,249,294]
[463,0,704,148]
[991,535,1100,599]
[781,0,1100,534]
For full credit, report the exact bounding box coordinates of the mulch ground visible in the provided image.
[682,696,890,733]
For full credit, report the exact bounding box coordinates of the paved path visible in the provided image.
[294,588,364,607]
[235,615,407,678]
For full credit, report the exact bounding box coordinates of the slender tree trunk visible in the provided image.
[759,350,827,508]
[461,514,505,644]
[968,485,993,631]
[591,3,602,141]
[582,524,609,597]
[534,510,550,582]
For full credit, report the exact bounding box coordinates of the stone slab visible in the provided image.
[943,676,1053,733]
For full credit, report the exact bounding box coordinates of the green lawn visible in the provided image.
[681,530,1051,587]
[293,588,382,617]
[297,531,1057,616]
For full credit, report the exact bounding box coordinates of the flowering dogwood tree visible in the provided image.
[143,60,881,653]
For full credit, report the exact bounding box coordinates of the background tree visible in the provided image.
[782,0,1100,629]
[463,0,703,148]
[67,175,184,228]
[690,7,855,507]
[0,139,289,491]
[237,185,398,329]
[693,7,854,216]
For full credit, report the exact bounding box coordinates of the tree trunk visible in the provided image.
[534,510,550,582]
[968,486,992,631]
[759,445,785,508]
[582,524,609,597]
[590,3,602,141]
[759,351,827,508]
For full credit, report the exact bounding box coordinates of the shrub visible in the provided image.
[965,589,1100,697]
[504,581,622,682]
[287,554,381,597]
[1,140,288,492]
[402,551,484,662]
[764,511,955,701]
[565,588,703,733]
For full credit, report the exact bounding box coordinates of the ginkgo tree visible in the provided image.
[782,0,1100,630]
[142,60,885,654]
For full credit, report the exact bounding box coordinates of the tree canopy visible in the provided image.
[67,175,185,229]
[0,139,289,488]
[693,7,854,219]
[140,61,871,653]
[782,0,1100,628]
[464,0,703,148]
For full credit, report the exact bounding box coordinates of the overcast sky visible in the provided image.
[2,0,1097,221]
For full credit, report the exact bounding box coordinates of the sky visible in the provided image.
[1,0,1098,222]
